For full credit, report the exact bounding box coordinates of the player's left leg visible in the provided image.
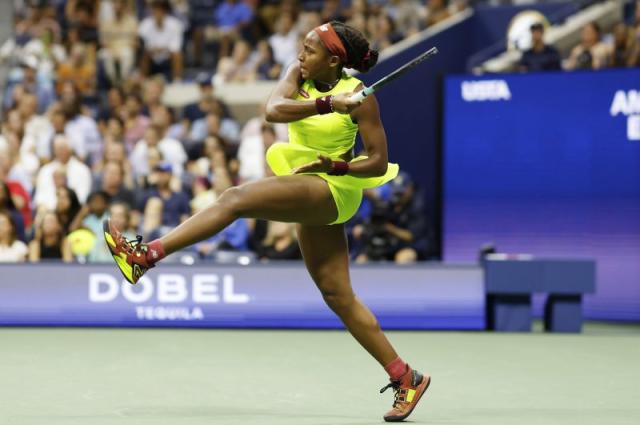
[296,223,431,422]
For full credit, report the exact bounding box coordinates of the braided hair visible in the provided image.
[331,21,379,73]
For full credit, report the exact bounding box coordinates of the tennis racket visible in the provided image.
[349,47,439,103]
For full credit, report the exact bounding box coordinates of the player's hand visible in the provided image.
[291,155,333,174]
[331,92,363,114]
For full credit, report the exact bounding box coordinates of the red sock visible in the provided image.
[146,239,166,264]
[384,357,409,382]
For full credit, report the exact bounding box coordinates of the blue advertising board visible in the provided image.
[443,68,640,320]
[0,263,484,329]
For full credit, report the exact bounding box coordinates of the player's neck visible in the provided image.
[314,70,342,92]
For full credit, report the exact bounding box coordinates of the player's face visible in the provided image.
[298,31,332,80]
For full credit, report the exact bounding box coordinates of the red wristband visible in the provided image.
[315,95,334,115]
[328,161,349,176]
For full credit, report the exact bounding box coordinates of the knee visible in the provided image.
[217,186,245,218]
[321,289,355,315]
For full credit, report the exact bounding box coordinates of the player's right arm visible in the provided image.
[265,63,319,123]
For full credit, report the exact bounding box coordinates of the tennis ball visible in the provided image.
[67,229,97,255]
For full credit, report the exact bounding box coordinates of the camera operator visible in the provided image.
[354,173,432,264]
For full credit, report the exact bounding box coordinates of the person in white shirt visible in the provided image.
[130,125,187,180]
[33,135,92,211]
[138,0,184,80]
[238,123,278,182]
[269,13,299,72]
[0,210,27,262]
[99,0,139,84]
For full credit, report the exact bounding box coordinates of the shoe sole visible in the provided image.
[383,376,432,422]
[103,219,136,285]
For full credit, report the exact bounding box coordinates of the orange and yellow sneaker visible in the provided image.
[380,368,431,422]
[103,219,154,285]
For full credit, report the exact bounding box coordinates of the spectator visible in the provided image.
[18,93,50,162]
[0,181,26,242]
[66,0,99,45]
[19,3,62,43]
[0,164,32,231]
[29,211,73,262]
[97,87,126,135]
[138,0,184,81]
[190,0,220,67]
[33,135,92,210]
[142,78,166,116]
[194,217,250,258]
[369,13,403,51]
[55,186,81,234]
[254,40,282,80]
[254,220,301,260]
[95,160,136,209]
[139,161,191,239]
[609,23,637,68]
[4,56,55,113]
[215,0,254,58]
[182,76,233,125]
[122,93,151,150]
[69,190,111,263]
[131,125,187,179]
[354,173,431,264]
[214,39,257,84]
[56,44,97,97]
[425,0,451,28]
[386,0,424,38]
[0,210,28,262]
[108,201,137,240]
[0,110,39,186]
[189,175,215,211]
[22,28,67,82]
[190,111,240,148]
[238,122,277,182]
[321,0,347,23]
[151,104,188,144]
[519,23,561,72]
[98,0,138,84]
[566,22,610,70]
[60,87,102,165]
[269,12,299,71]
[93,140,134,187]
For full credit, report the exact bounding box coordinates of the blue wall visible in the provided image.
[443,69,640,321]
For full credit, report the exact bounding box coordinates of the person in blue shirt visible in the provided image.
[215,0,254,57]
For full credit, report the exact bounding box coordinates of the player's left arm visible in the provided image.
[345,89,389,177]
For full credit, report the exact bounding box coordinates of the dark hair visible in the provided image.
[151,0,171,12]
[87,190,111,204]
[56,186,81,231]
[0,182,17,211]
[331,21,379,73]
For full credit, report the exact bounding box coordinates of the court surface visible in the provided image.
[1,322,639,425]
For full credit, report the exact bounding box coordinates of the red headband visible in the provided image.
[314,23,348,63]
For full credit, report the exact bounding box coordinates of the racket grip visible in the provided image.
[350,87,373,103]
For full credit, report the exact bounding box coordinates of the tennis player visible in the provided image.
[104,21,430,422]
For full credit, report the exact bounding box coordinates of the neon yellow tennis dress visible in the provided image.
[265,72,399,224]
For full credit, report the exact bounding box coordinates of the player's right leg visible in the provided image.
[104,174,338,284]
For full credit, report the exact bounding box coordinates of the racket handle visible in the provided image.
[350,87,374,103]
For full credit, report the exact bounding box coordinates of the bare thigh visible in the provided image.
[228,174,338,225]
[296,223,353,301]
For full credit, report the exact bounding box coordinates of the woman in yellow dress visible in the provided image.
[104,21,430,422]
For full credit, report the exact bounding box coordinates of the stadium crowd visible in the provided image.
[519,1,640,71]
[0,0,442,264]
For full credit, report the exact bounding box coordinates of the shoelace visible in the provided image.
[380,381,402,407]
[120,234,148,256]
